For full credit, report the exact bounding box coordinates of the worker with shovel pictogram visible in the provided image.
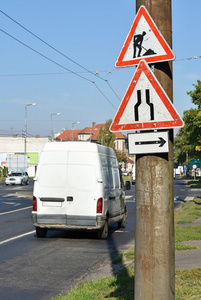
[133,31,156,58]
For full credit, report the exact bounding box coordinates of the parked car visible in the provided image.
[5,172,29,185]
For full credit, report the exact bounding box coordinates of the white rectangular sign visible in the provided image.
[128,131,169,154]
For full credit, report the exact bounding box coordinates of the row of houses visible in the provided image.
[0,122,134,176]
[55,122,127,153]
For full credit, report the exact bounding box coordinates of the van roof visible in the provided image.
[43,141,116,156]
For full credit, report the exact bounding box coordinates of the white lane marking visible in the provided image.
[2,202,21,207]
[0,206,32,216]
[0,230,35,246]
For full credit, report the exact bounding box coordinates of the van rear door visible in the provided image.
[65,163,97,225]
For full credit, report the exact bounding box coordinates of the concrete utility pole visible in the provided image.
[135,0,175,299]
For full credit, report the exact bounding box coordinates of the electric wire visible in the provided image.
[93,82,117,109]
[0,9,107,82]
[175,56,201,61]
[0,28,92,84]
[0,9,120,103]
[0,28,118,109]
[105,81,121,102]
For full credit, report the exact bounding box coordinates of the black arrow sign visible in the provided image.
[135,137,166,147]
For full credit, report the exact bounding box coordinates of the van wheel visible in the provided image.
[98,220,108,240]
[36,227,47,238]
[118,210,127,229]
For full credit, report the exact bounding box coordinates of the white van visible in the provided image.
[32,142,127,239]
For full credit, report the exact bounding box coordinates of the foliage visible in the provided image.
[175,243,198,251]
[174,201,201,224]
[175,268,201,299]
[97,119,116,149]
[115,150,128,165]
[188,179,201,188]
[187,79,201,108]
[97,119,128,165]
[174,80,201,165]
[174,201,201,243]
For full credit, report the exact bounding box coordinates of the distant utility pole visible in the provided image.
[135,0,175,299]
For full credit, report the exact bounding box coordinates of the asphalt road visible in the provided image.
[0,181,135,300]
[0,178,200,300]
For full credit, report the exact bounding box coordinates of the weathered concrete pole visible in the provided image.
[135,0,175,299]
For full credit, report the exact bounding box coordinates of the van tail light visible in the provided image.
[33,196,37,211]
[97,197,103,213]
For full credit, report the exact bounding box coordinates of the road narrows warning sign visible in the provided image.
[110,60,184,132]
[115,5,175,67]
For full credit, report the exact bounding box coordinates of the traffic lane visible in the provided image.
[0,204,135,300]
[0,181,33,214]
[0,194,32,214]
[0,180,34,195]
[174,178,201,200]
[0,206,33,243]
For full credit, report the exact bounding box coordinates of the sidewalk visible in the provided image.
[175,216,201,270]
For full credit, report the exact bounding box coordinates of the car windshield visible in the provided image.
[10,173,22,176]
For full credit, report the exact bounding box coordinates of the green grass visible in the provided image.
[174,201,201,244]
[55,267,134,300]
[175,224,201,243]
[174,201,201,224]
[175,268,201,299]
[175,243,198,251]
[113,247,135,265]
[54,201,201,300]
[0,177,6,182]
[188,179,201,188]
[54,266,201,300]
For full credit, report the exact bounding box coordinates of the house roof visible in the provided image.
[56,129,80,141]
[56,123,126,141]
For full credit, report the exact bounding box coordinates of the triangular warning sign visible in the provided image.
[110,60,184,132]
[115,5,175,67]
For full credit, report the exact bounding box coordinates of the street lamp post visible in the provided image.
[72,122,80,140]
[50,113,60,141]
[24,103,36,171]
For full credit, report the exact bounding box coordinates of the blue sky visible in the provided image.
[0,0,200,137]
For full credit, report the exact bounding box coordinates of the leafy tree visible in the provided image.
[97,119,116,149]
[187,79,201,108]
[174,80,201,165]
[97,119,128,164]
[115,150,128,165]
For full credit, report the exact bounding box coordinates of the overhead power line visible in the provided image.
[175,56,201,61]
[0,9,107,82]
[0,28,93,83]
[0,28,118,109]
[0,9,120,105]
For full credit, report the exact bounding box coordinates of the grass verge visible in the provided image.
[54,201,201,300]
[187,179,201,188]
[0,177,6,182]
